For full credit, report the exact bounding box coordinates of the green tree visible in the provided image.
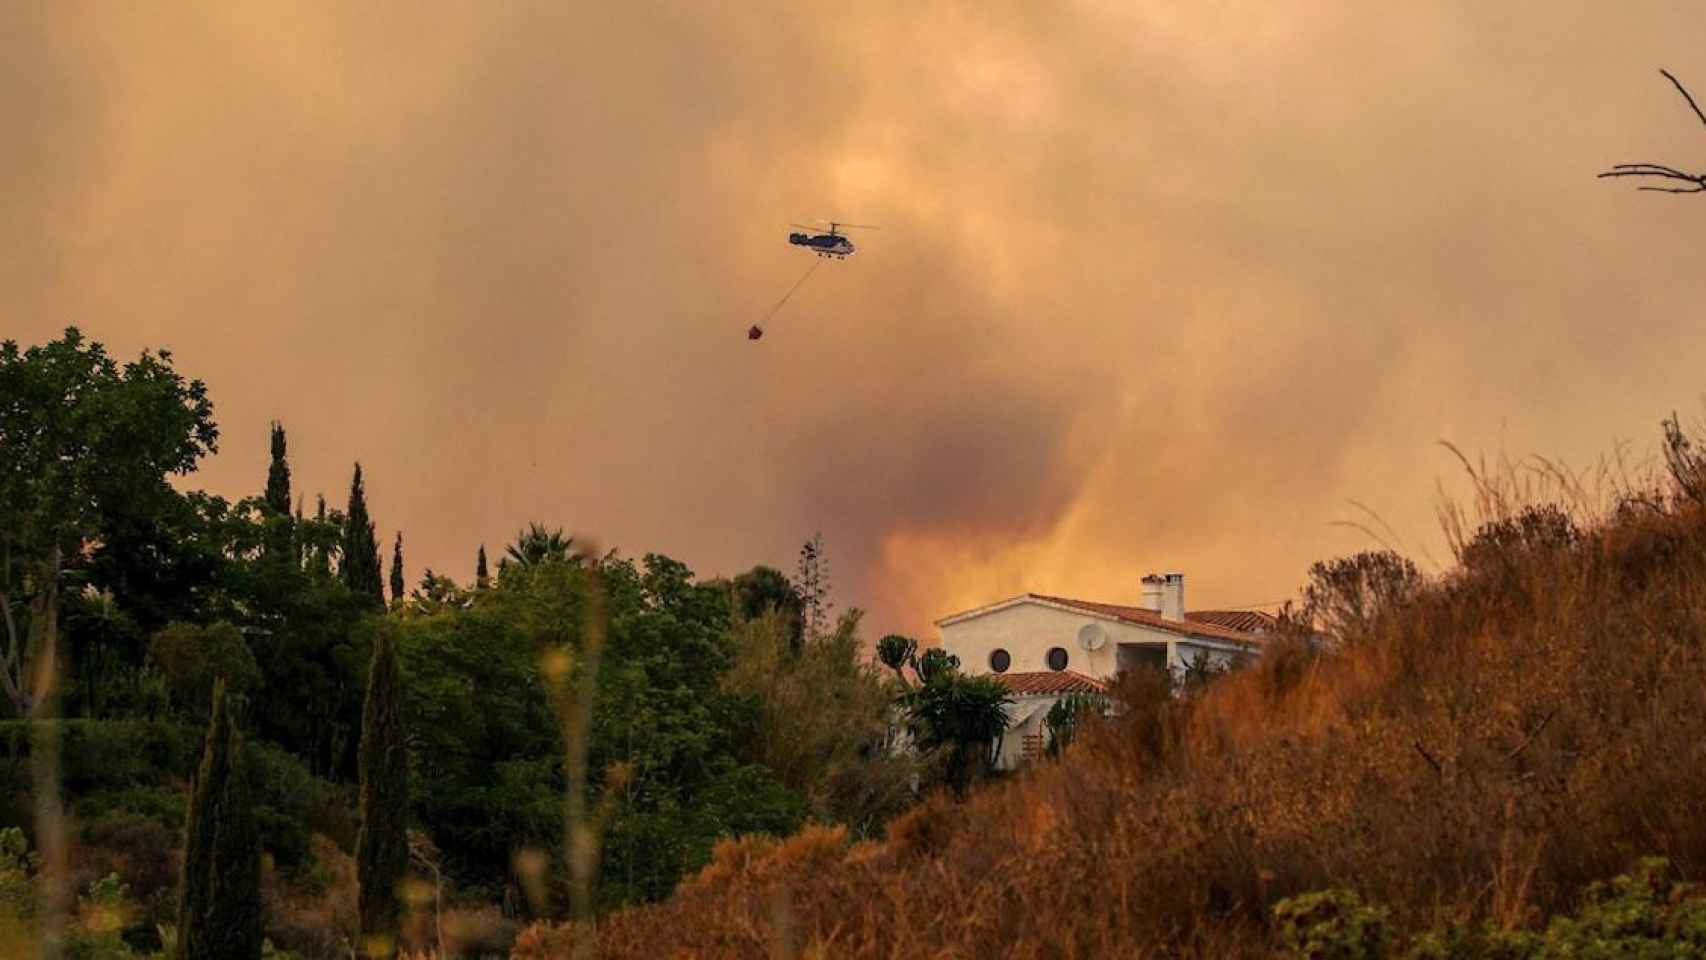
[263,422,291,515]
[408,570,470,615]
[79,487,226,641]
[896,653,1012,798]
[261,422,293,563]
[0,328,216,956]
[61,585,140,719]
[389,533,405,609]
[503,523,574,570]
[148,622,261,717]
[177,679,263,960]
[395,599,560,884]
[476,545,490,588]
[914,647,960,684]
[875,634,917,683]
[0,328,217,716]
[309,496,333,577]
[795,533,832,639]
[357,627,408,957]
[730,566,803,649]
[722,610,920,836]
[398,548,807,913]
[1044,692,1108,758]
[341,464,384,609]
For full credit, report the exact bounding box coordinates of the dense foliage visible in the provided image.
[6,327,924,957]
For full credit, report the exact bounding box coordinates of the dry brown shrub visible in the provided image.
[880,797,958,862]
[441,904,519,957]
[679,834,781,895]
[265,833,360,958]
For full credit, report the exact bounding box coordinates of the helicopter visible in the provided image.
[748,219,878,341]
[787,220,879,259]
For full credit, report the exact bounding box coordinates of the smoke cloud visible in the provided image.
[7,2,1706,636]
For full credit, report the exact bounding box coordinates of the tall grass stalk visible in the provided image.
[29,545,66,960]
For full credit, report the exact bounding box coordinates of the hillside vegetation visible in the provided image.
[518,428,1706,958]
[1,329,933,958]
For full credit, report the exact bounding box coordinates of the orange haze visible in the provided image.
[6,3,1706,637]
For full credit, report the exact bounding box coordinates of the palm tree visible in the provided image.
[899,669,1012,798]
[502,523,575,569]
[875,634,917,683]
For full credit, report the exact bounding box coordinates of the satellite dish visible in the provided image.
[1077,623,1106,652]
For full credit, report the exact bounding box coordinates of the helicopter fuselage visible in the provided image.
[788,231,855,258]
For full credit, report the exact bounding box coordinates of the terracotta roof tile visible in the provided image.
[1027,594,1263,644]
[1185,610,1279,634]
[990,670,1108,696]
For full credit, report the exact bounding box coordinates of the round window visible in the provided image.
[989,648,1011,673]
[1046,647,1069,671]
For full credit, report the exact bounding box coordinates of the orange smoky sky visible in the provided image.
[7,3,1706,639]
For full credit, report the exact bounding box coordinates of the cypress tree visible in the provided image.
[341,463,385,608]
[294,495,306,567]
[312,495,330,577]
[389,533,405,607]
[356,628,409,957]
[263,422,291,515]
[262,423,294,561]
[475,545,489,588]
[178,680,263,960]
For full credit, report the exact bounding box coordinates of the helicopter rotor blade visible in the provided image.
[807,218,881,230]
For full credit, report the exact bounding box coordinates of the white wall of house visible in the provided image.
[992,697,1055,770]
[939,599,1250,682]
[940,600,1167,680]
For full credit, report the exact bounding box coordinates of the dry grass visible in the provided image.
[513,449,1706,958]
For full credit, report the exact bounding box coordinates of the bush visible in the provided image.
[1,719,200,794]
[0,827,38,917]
[1279,859,1706,959]
[441,905,520,957]
[1273,890,1390,960]
[5,719,350,866]
[1533,858,1706,955]
[248,741,355,867]
[9,718,349,956]
[75,811,180,933]
[147,620,262,716]
[75,786,186,831]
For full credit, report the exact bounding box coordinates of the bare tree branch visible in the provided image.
[1662,68,1706,128]
[0,540,23,713]
[0,588,22,711]
[1414,740,1443,779]
[1600,69,1706,194]
[1504,709,1556,764]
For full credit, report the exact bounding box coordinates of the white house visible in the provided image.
[934,572,1268,770]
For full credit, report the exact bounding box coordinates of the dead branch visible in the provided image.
[1661,68,1706,128]
[1599,69,1706,193]
[1414,740,1443,779]
[1504,710,1557,764]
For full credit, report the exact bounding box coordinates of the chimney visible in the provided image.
[1140,574,1165,613]
[1160,572,1185,621]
